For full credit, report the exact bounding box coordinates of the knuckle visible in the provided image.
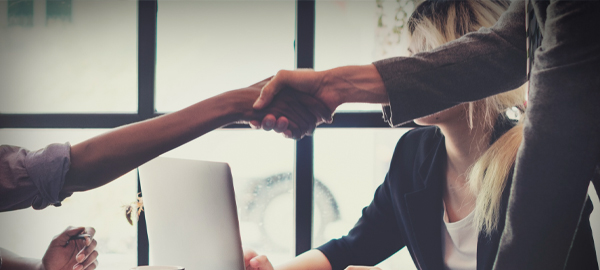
[256,255,269,263]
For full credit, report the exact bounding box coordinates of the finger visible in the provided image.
[345,267,381,270]
[76,259,98,270]
[261,114,277,131]
[249,255,274,270]
[249,120,261,129]
[53,226,86,245]
[243,249,259,266]
[83,227,95,246]
[293,91,334,124]
[85,260,98,270]
[273,116,289,133]
[283,118,305,139]
[278,95,313,137]
[287,102,316,138]
[76,239,97,263]
[283,90,320,135]
[254,70,288,109]
[282,121,298,139]
[81,250,99,269]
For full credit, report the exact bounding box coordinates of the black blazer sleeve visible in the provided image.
[374,0,527,126]
[317,173,406,270]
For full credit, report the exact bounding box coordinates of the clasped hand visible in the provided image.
[248,70,337,138]
[42,226,98,270]
[237,77,333,139]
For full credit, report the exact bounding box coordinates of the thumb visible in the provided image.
[253,81,279,110]
[254,71,290,110]
[249,255,274,270]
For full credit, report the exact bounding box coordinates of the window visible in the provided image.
[0,0,137,113]
[155,0,295,112]
[0,1,422,268]
[7,0,33,27]
[46,0,72,23]
[4,1,598,269]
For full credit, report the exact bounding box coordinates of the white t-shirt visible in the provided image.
[441,206,478,270]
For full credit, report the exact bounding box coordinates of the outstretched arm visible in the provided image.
[0,79,329,211]
[250,65,387,136]
[254,65,388,114]
[254,0,526,128]
[63,79,330,194]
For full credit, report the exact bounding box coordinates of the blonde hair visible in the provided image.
[408,0,526,236]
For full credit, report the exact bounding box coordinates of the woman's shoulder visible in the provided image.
[395,126,443,151]
[389,126,443,166]
[384,126,444,190]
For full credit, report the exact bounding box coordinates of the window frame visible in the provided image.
[0,0,417,264]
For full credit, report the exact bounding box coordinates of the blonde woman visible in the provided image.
[244,1,597,269]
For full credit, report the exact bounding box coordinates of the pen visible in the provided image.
[67,234,91,245]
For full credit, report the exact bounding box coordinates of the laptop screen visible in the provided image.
[138,157,245,270]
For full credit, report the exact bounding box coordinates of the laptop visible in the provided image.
[138,157,245,270]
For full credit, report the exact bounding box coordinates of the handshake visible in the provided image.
[234,65,388,139]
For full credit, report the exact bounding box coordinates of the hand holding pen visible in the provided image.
[41,226,98,270]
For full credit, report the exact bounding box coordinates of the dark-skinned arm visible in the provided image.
[0,79,329,211]
[62,80,330,194]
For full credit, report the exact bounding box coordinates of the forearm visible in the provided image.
[0,248,43,270]
[374,0,527,126]
[320,64,388,107]
[275,250,331,270]
[63,90,248,192]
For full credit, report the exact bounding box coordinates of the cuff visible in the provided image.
[373,59,417,127]
[24,143,72,210]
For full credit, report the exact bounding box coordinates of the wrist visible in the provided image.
[324,64,388,106]
[216,89,259,123]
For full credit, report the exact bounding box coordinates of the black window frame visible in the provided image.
[0,0,417,264]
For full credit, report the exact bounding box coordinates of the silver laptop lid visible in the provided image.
[138,157,245,270]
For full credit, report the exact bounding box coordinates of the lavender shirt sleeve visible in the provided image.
[0,143,71,211]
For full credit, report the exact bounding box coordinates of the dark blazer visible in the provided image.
[318,122,597,270]
[372,0,600,268]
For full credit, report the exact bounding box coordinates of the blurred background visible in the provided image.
[1,1,598,269]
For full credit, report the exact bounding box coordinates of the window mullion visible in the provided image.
[137,0,157,265]
[295,0,316,256]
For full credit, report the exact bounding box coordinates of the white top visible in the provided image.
[441,205,478,270]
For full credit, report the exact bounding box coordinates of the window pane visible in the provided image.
[315,0,415,112]
[0,0,137,113]
[159,129,296,265]
[156,1,295,112]
[0,129,137,269]
[313,128,417,269]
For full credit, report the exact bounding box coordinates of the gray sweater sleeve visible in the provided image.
[374,0,527,126]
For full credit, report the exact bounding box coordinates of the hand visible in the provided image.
[253,69,340,113]
[244,249,274,270]
[236,78,332,139]
[345,266,382,270]
[41,227,98,270]
[249,72,335,138]
[252,66,388,137]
